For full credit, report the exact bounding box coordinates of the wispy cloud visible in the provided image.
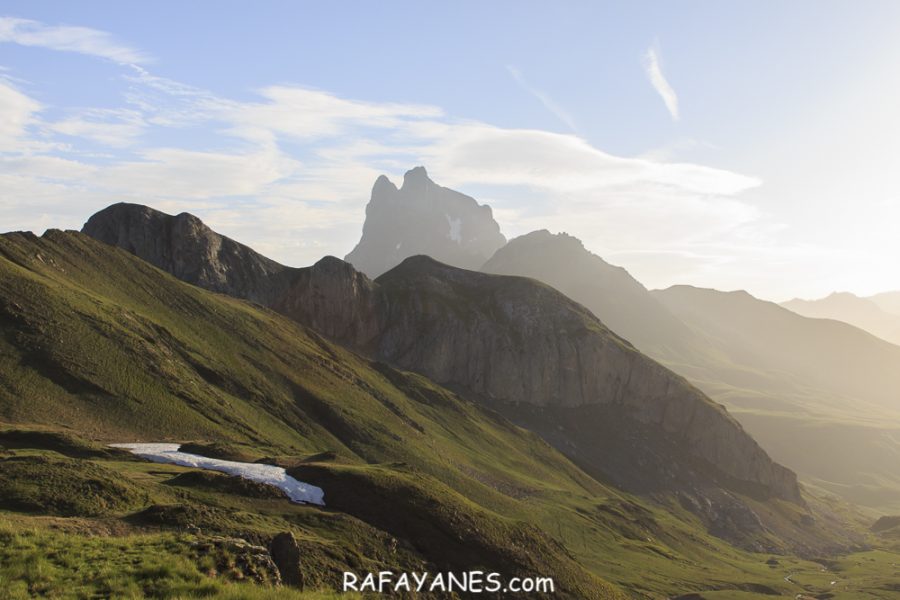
[0,45,768,285]
[506,65,578,133]
[642,46,679,121]
[0,78,40,150]
[0,16,150,64]
[46,108,146,147]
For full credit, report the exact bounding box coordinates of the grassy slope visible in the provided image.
[0,230,896,598]
[0,513,354,600]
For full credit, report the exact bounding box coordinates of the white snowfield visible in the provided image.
[110,443,325,506]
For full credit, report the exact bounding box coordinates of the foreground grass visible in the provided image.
[0,517,351,599]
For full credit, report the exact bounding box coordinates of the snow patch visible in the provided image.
[110,443,325,505]
[446,214,462,244]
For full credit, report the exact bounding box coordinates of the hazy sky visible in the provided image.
[2,1,899,300]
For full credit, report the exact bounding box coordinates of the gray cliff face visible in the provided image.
[344,167,506,278]
[83,203,286,304]
[83,204,379,343]
[270,256,383,348]
[82,204,802,509]
[371,257,802,505]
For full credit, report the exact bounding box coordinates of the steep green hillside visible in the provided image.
[3,230,891,598]
[0,229,624,598]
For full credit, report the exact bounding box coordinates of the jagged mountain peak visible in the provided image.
[345,167,506,278]
[372,173,399,196]
[400,165,431,188]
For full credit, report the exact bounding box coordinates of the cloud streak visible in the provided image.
[0,78,41,151]
[643,46,679,121]
[0,16,150,64]
[506,65,578,133]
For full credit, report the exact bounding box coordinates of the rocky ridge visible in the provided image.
[82,204,802,515]
[83,203,287,304]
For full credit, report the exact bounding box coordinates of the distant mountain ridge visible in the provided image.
[481,230,717,364]
[870,291,900,316]
[782,291,900,346]
[655,286,900,411]
[344,166,506,278]
[654,284,900,508]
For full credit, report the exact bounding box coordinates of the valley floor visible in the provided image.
[2,436,899,599]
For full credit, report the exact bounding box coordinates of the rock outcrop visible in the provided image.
[188,535,282,585]
[82,205,803,510]
[83,204,379,343]
[83,203,287,304]
[269,532,303,587]
[344,167,506,278]
[270,256,383,347]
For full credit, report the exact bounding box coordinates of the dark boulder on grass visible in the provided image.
[270,531,303,587]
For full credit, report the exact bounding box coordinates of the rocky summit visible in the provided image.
[344,166,506,278]
[83,203,287,305]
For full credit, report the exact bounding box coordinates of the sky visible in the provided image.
[2,1,900,301]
